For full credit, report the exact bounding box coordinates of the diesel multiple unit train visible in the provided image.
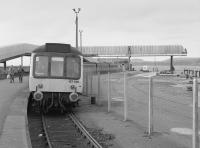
[29,43,121,113]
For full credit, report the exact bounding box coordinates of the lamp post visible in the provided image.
[79,30,83,53]
[72,8,81,49]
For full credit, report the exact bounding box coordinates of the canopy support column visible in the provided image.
[170,56,174,73]
[21,56,23,67]
[3,61,6,71]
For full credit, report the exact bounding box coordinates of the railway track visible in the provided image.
[41,113,102,148]
[28,104,102,148]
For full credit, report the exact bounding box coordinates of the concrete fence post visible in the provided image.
[193,78,199,148]
[148,76,153,135]
[90,74,93,96]
[97,72,101,105]
[108,72,111,112]
[83,72,86,95]
[86,72,88,95]
[124,71,127,121]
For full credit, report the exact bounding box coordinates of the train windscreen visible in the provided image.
[66,57,80,79]
[50,57,64,77]
[35,56,48,76]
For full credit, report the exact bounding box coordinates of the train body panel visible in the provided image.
[83,62,121,74]
[28,43,83,113]
[29,53,83,93]
[29,77,83,93]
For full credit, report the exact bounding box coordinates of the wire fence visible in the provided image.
[84,71,199,148]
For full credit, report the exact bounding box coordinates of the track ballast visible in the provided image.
[28,103,103,148]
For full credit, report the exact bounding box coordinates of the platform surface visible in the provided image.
[0,77,30,148]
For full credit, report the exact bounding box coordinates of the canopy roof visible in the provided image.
[0,43,187,63]
[81,45,187,57]
[0,43,37,62]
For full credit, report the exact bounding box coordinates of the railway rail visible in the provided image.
[28,102,103,148]
[41,112,102,148]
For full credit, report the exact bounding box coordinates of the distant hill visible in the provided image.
[132,57,200,66]
[168,58,200,66]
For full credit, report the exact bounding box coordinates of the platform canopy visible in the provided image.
[81,45,187,57]
[0,43,38,63]
[0,43,187,63]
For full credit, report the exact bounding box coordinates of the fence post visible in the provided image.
[124,71,127,121]
[86,72,88,95]
[97,71,101,105]
[108,72,111,112]
[148,76,153,135]
[90,74,93,96]
[193,78,199,148]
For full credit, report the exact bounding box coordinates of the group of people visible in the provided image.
[8,65,24,83]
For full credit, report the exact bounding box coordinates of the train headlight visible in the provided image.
[69,92,79,102]
[33,91,43,101]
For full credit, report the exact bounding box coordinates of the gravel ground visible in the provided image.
[73,99,122,148]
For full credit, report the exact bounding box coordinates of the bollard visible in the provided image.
[193,78,199,148]
[108,72,111,112]
[124,71,127,121]
[91,96,96,104]
[148,76,153,135]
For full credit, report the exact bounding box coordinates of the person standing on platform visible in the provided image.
[18,65,24,83]
[8,65,15,83]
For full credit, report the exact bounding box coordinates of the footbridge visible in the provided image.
[0,43,187,71]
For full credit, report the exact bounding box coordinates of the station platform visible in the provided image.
[0,77,31,148]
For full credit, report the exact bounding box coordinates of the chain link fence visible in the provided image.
[83,70,199,148]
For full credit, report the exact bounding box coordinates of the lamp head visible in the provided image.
[72,8,81,13]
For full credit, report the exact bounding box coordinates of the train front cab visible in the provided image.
[29,52,83,113]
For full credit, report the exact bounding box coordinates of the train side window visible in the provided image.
[35,56,49,77]
[66,57,80,79]
[50,57,64,77]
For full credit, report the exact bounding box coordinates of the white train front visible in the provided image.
[29,43,83,113]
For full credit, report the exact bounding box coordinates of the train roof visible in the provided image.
[33,43,82,55]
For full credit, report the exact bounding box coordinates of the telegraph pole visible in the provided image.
[79,30,83,53]
[72,8,81,49]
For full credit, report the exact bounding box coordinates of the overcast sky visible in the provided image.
[0,0,199,58]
